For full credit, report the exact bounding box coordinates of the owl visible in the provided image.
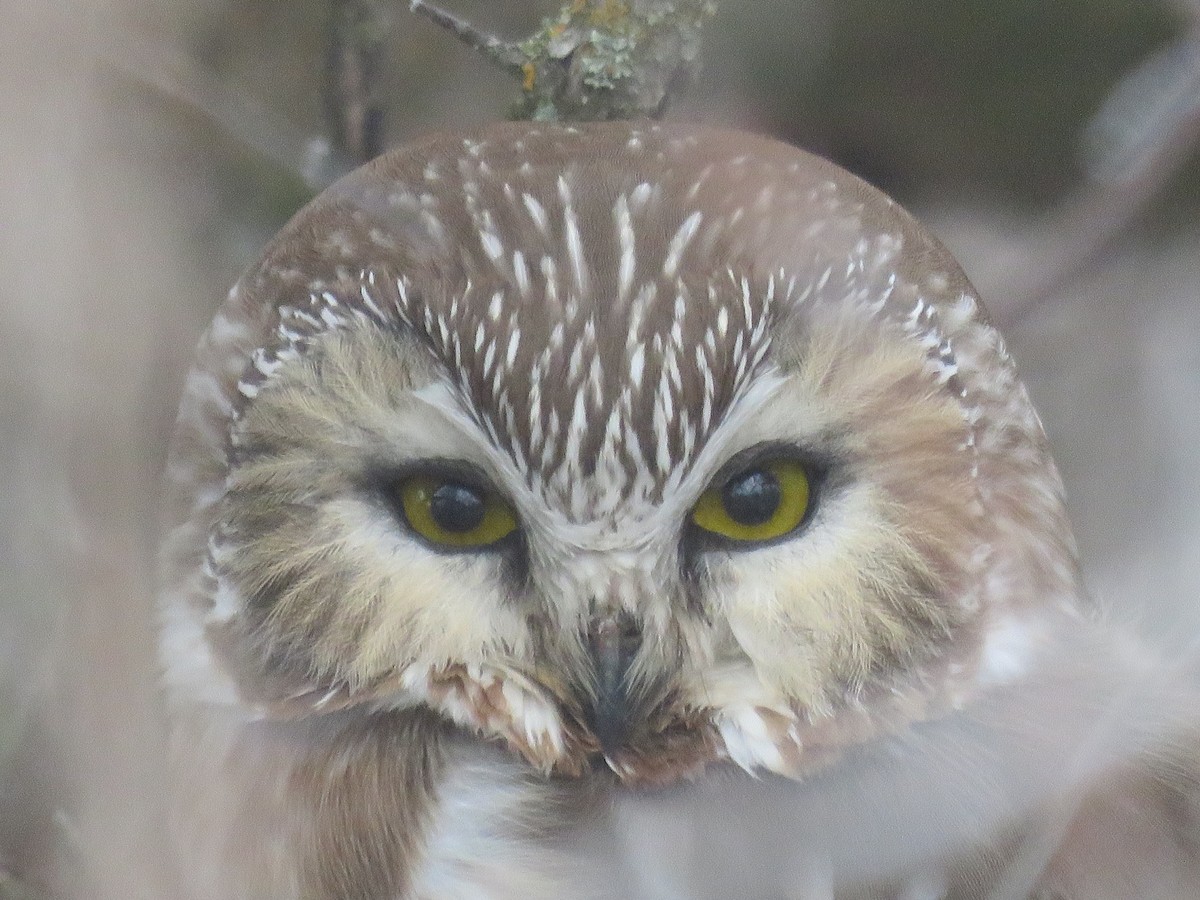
[157,121,1200,899]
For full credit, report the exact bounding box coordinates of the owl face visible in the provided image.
[162,122,1081,783]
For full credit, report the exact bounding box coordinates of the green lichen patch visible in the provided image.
[412,0,718,121]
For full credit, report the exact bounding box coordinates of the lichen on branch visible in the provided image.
[409,0,719,121]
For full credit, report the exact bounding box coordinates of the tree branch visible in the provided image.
[410,0,720,122]
[408,1,526,72]
[999,27,1200,328]
[324,0,390,169]
[102,28,341,193]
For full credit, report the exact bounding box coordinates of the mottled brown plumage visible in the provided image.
[158,121,1200,898]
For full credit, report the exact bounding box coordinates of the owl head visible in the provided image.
[159,122,1083,783]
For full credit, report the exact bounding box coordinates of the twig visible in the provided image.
[325,0,390,168]
[998,29,1200,329]
[410,0,720,122]
[408,1,526,72]
[99,27,349,193]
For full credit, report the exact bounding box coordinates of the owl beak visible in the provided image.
[585,612,642,755]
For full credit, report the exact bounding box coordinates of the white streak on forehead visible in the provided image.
[512,250,530,297]
[628,343,646,390]
[661,210,703,279]
[629,181,654,209]
[614,192,636,303]
[487,290,504,321]
[480,230,503,262]
[558,175,588,297]
[522,192,549,235]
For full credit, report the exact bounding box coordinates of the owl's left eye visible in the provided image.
[396,474,518,549]
[691,459,812,544]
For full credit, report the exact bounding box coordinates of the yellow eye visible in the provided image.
[398,475,518,549]
[691,459,811,543]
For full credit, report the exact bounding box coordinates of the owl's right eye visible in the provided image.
[395,474,519,549]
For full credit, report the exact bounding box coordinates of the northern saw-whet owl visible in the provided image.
[158,121,1200,898]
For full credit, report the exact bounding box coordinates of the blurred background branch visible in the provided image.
[997,21,1200,328]
[101,22,331,193]
[321,0,389,176]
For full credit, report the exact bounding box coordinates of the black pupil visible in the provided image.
[430,483,487,533]
[721,469,781,526]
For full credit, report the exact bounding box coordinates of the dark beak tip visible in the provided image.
[586,612,642,755]
[588,699,630,755]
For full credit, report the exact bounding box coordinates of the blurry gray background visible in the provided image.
[1,0,1198,895]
